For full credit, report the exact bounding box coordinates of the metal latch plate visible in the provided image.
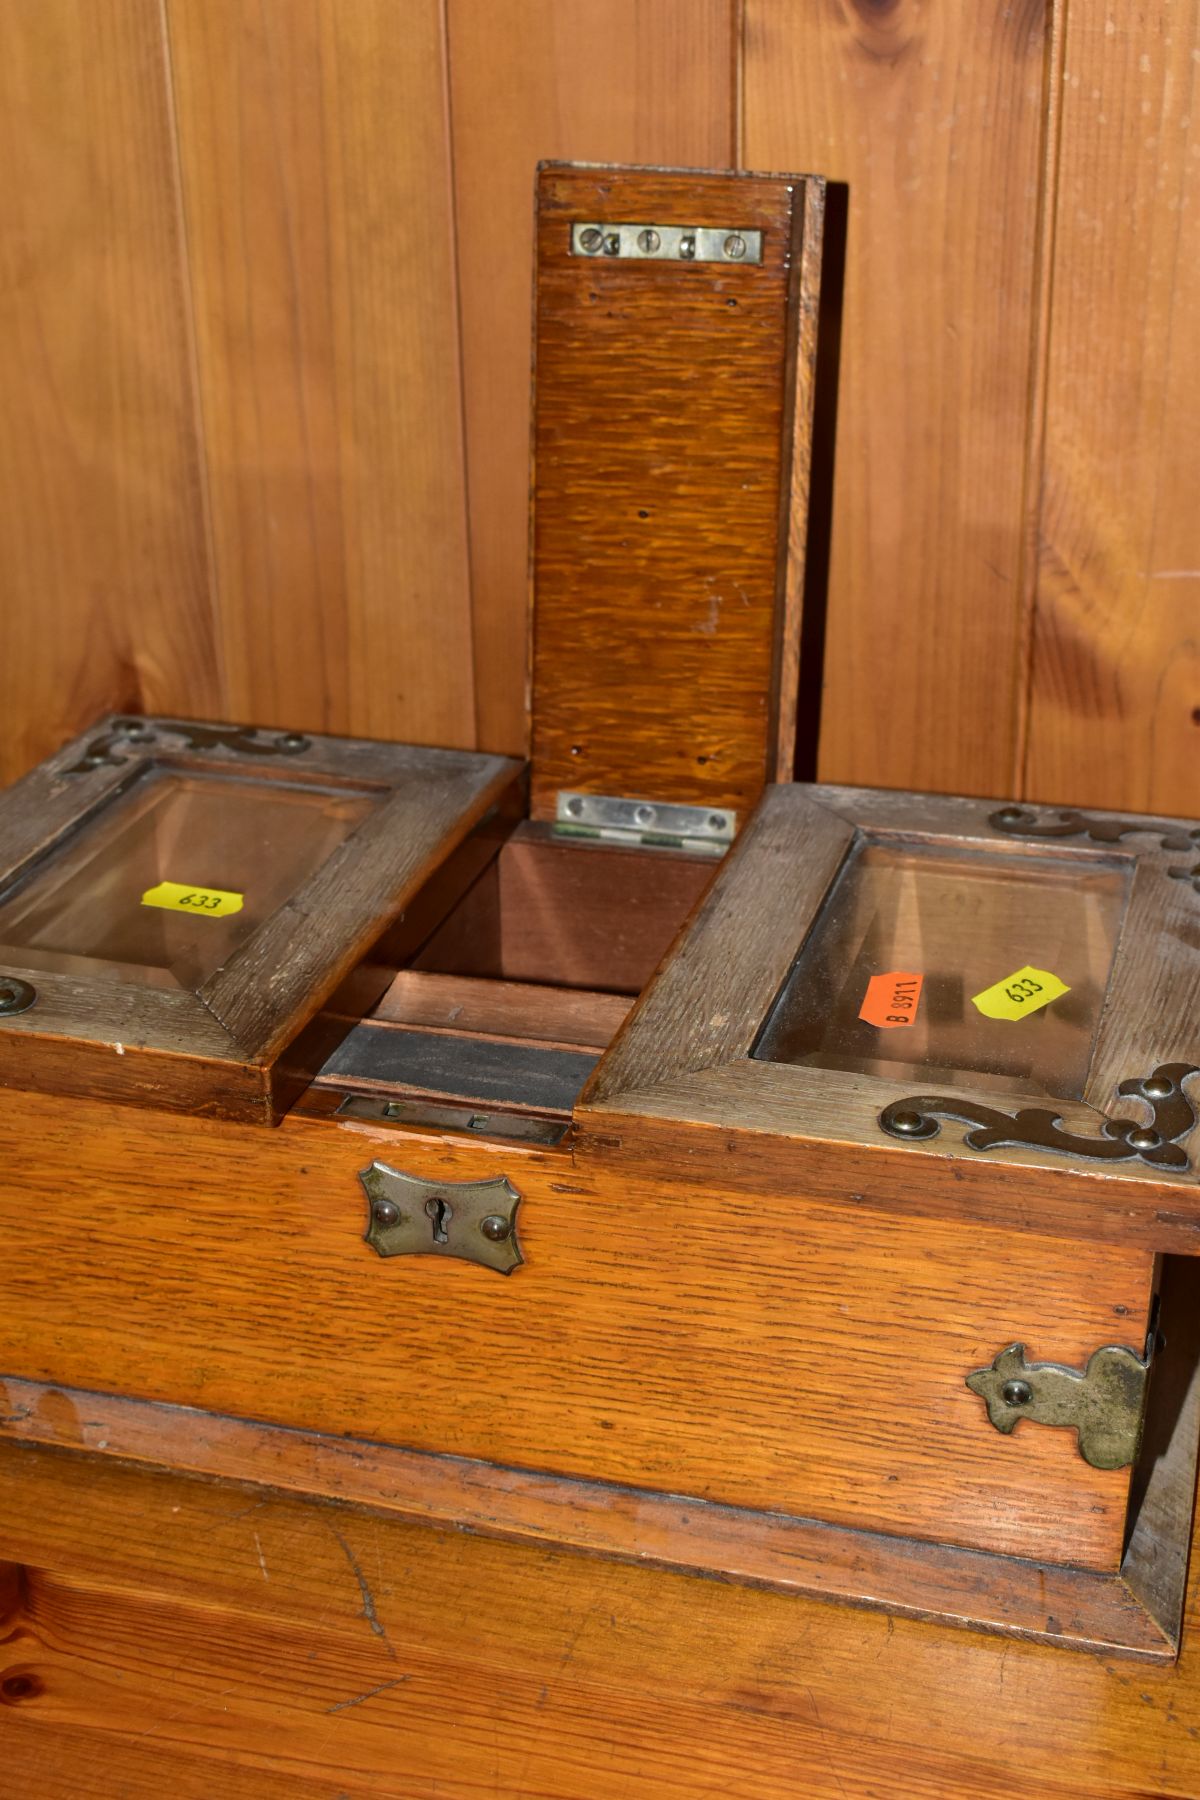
[966,1341,1150,1469]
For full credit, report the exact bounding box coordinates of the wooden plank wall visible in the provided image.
[0,0,1195,817]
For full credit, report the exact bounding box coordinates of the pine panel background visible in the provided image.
[0,0,1195,815]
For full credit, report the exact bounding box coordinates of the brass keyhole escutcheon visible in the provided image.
[359,1163,524,1275]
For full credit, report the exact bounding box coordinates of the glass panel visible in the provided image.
[753,840,1132,1100]
[0,767,378,990]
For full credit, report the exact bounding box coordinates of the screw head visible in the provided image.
[637,228,660,254]
[276,731,310,754]
[1002,1379,1033,1407]
[723,234,746,260]
[578,227,603,254]
[888,1109,927,1136]
[479,1214,511,1243]
[0,977,36,1017]
[707,813,727,832]
[565,795,584,818]
[995,806,1025,825]
[1128,1127,1162,1151]
[1143,1076,1174,1100]
[634,803,656,827]
[372,1199,400,1228]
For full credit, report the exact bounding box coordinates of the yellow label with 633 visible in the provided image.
[971,964,1069,1021]
[141,881,243,918]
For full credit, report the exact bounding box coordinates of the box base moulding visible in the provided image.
[2,1339,1197,1663]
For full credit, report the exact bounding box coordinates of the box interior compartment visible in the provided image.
[310,825,716,1125]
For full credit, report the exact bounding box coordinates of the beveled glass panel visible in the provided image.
[0,767,377,990]
[753,839,1133,1099]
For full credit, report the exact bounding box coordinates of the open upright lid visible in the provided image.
[529,162,826,838]
[0,716,520,1123]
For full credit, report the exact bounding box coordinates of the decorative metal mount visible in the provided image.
[879,1063,1200,1171]
[358,1163,524,1275]
[990,804,1200,894]
[67,716,311,773]
[966,1342,1149,1470]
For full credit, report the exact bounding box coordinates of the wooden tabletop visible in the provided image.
[2,1431,1199,1798]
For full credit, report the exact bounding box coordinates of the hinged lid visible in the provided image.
[580,784,1200,1246]
[0,715,520,1123]
[529,163,826,826]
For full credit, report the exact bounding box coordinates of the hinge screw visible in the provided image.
[480,1215,512,1243]
[637,229,660,253]
[0,977,36,1016]
[578,227,603,254]
[723,234,747,260]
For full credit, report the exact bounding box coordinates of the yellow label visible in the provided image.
[141,881,243,919]
[972,964,1069,1021]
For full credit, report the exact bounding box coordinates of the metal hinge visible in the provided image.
[554,791,735,855]
[966,1341,1150,1470]
[571,222,763,265]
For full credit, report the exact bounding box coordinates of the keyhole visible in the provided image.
[425,1196,452,1244]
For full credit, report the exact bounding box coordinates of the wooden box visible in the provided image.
[1,163,1198,1666]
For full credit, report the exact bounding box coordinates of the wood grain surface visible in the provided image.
[1,5,1196,826]
[6,1439,1200,1797]
[166,0,477,749]
[742,0,1051,798]
[2,1371,1188,1658]
[0,1086,1154,1569]
[360,969,631,1050]
[415,829,716,994]
[0,0,220,786]
[529,165,822,821]
[446,0,738,756]
[1023,0,1200,815]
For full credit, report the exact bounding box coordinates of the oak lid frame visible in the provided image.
[579,783,1200,1222]
[527,162,826,824]
[0,714,522,1123]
